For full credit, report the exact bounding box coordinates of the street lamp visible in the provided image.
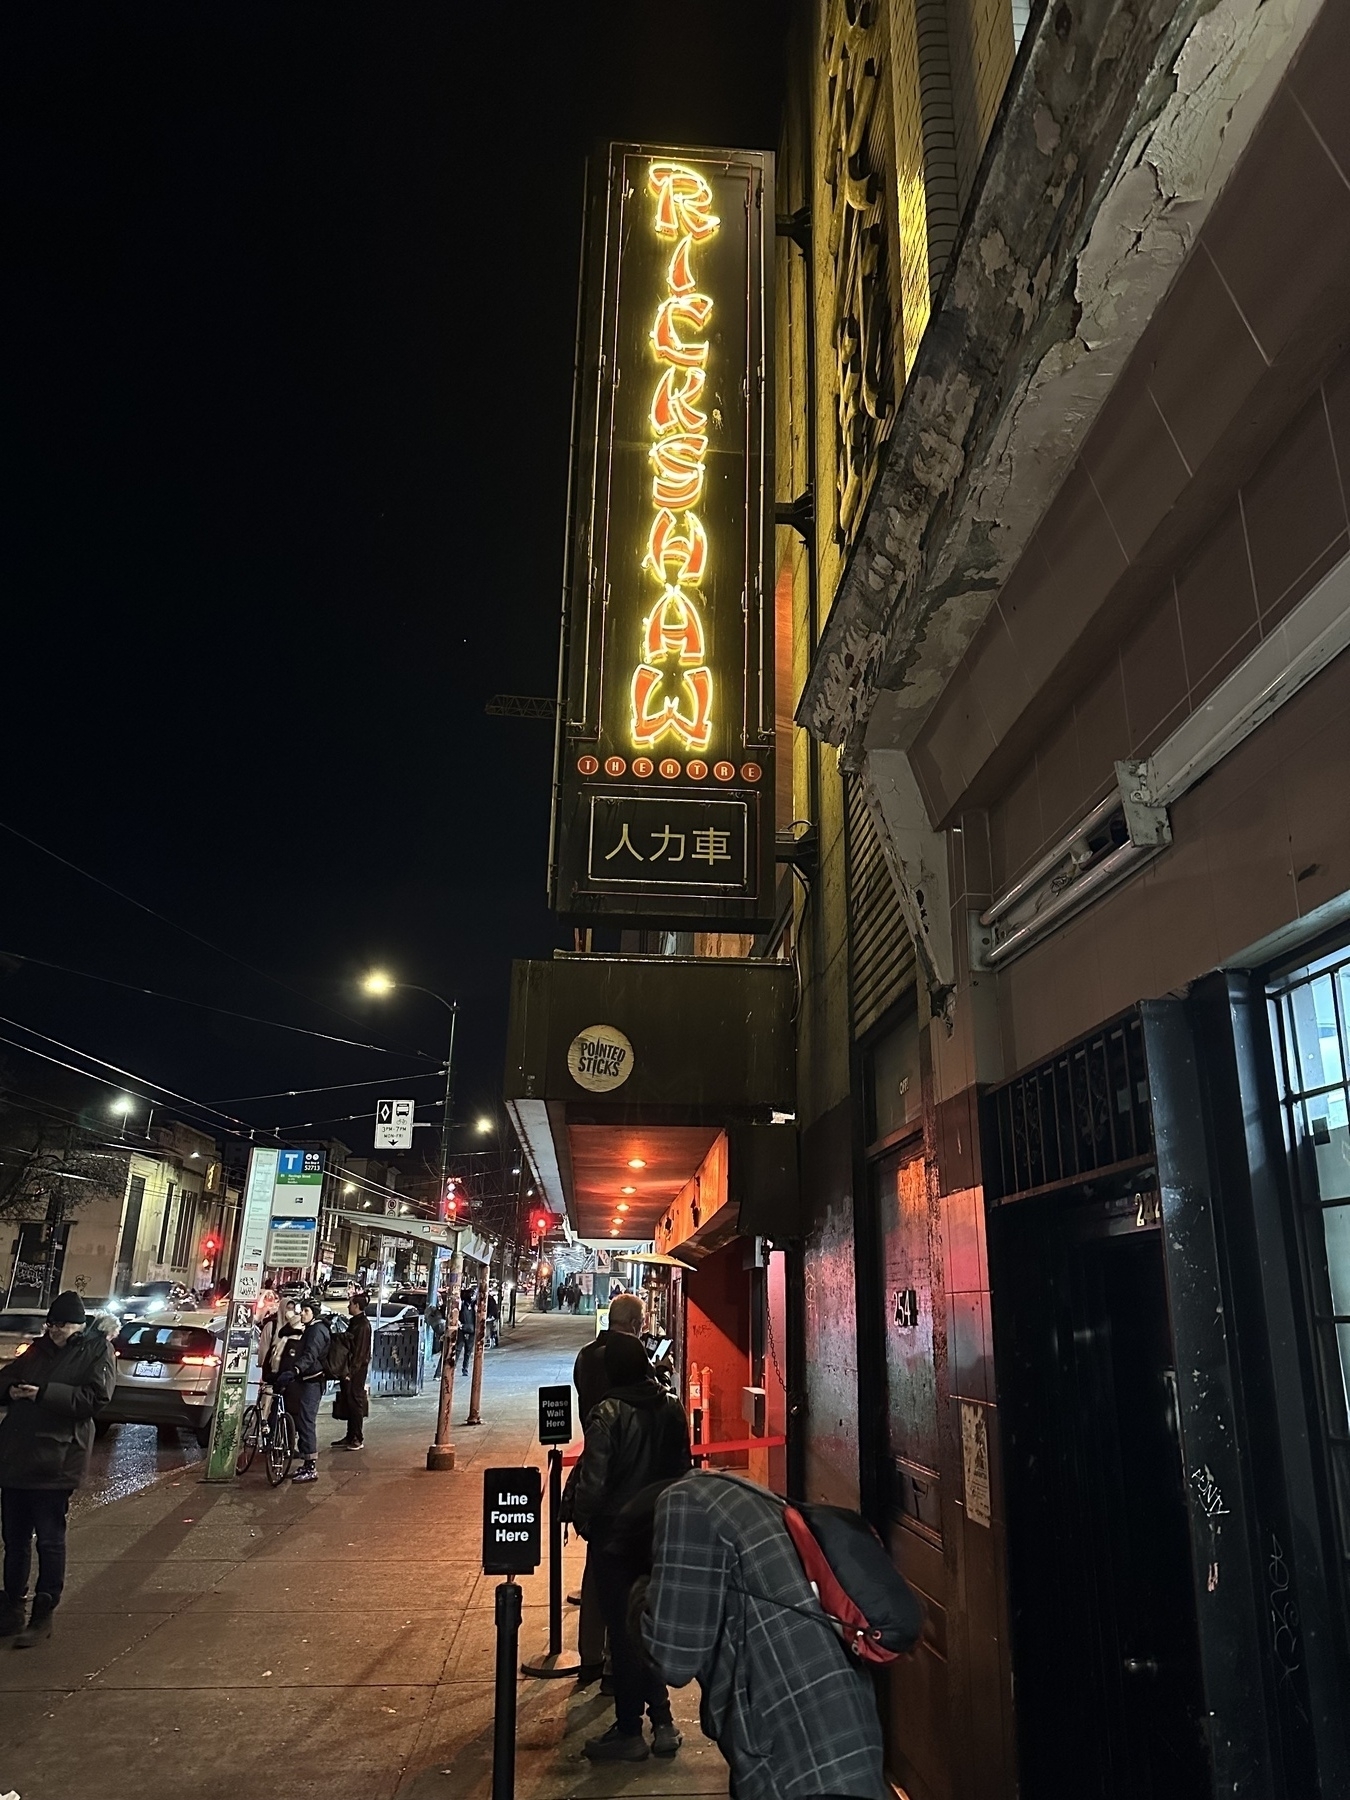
[361,970,462,1471]
[109,1096,135,1138]
[475,1115,494,1134]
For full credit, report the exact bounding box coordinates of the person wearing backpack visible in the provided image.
[562,1331,691,1763]
[640,1471,902,1800]
[273,1295,330,1483]
[331,1292,371,1450]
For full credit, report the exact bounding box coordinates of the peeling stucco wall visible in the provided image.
[799,0,1324,761]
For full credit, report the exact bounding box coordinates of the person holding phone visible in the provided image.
[0,1291,116,1647]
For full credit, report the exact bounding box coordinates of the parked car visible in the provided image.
[98,1310,226,1446]
[389,1288,429,1314]
[365,1302,420,1332]
[0,1309,47,1365]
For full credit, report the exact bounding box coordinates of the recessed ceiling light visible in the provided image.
[609,1229,618,1237]
[616,1202,629,1213]
[627,1157,646,1169]
[620,1185,636,1195]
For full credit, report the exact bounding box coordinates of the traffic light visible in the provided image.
[202,1232,221,1261]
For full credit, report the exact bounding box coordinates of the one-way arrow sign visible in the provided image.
[375,1098,415,1150]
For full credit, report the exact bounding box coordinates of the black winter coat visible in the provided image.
[280,1318,331,1384]
[563,1379,691,1552]
[0,1322,117,1490]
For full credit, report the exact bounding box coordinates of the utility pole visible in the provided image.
[427,1002,461,1471]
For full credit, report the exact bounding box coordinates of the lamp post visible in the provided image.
[362,972,462,1471]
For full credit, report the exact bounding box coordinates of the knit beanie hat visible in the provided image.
[47,1291,87,1325]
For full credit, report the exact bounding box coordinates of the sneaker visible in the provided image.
[14,1593,55,1648]
[582,1724,649,1763]
[651,1721,683,1757]
[330,1437,355,1447]
[291,1462,318,1483]
[0,1597,25,1639]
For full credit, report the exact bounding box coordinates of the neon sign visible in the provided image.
[552,143,774,925]
[631,161,719,755]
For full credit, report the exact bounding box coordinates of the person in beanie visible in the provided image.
[458,1284,477,1376]
[0,1291,116,1646]
[332,1292,371,1450]
[274,1295,330,1482]
[564,1330,691,1762]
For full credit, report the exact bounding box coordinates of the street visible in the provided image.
[0,1312,722,1800]
[77,1426,204,1515]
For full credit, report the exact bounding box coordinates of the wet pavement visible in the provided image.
[76,1424,204,1514]
[0,1311,728,1800]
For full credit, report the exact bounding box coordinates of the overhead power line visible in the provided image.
[0,952,437,1063]
[217,1070,446,1106]
[0,818,432,1056]
[0,1015,277,1142]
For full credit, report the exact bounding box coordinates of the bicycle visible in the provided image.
[236,1386,298,1486]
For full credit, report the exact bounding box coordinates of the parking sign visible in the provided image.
[375,1098,415,1150]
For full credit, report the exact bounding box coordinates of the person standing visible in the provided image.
[572,1290,646,1679]
[485,1286,500,1349]
[332,1293,371,1451]
[564,1331,691,1762]
[275,1295,330,1483]
[0,1292,116,1647]
[458,1285,477,1376]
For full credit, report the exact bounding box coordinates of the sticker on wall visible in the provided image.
[960,1400,992,1529]
[567,1024,634,1093]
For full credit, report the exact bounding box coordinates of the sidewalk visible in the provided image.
[0,1313,729,1800]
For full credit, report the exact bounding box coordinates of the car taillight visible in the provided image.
[182,1354,220,1367]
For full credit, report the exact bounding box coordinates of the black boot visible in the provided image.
[0,1596,25,1638]
[15,1592,55,1648]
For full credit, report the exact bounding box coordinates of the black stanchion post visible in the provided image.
[493,1579,522,1800]
[547,1447,564,1655]
[522,1388,580,1678]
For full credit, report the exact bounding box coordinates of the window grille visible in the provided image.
[845,774,916,1040]
[985,1012,1153,1201]
[1270,948,1350,1588]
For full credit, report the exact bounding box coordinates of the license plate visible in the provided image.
[133,1360,166,1378]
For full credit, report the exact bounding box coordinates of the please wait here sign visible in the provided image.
[482,1466,542,1575]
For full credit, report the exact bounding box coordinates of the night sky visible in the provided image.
[1,5,787,1163]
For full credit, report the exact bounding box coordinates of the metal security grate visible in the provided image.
[845,774,916,1040]
[986,1013,1153,1201]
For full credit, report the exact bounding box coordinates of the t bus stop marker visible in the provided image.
[522,1387,580,1679]
[483,1466,541,1800]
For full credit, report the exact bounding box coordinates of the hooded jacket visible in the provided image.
[564,1377,691,1551]
[280,1316,331,1384]
[0,1318,117,1491]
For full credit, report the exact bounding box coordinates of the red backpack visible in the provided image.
[782,1501,924,1664]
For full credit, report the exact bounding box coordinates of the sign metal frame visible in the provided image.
[551,140,776,926]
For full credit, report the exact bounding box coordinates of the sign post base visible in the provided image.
[520,1442,580,1679]
[492,1579,522,1800]
[426,1444,457,1471]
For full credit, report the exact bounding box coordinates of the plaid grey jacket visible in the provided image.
[643,1472,887,1800]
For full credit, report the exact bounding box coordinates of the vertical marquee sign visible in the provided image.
[551,143,775,925]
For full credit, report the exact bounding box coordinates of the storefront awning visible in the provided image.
[329,1211,495,1265]
[504,953,796,1244]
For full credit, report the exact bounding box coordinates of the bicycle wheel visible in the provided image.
[236,1404,262,1475]
[266,1407,297,1487]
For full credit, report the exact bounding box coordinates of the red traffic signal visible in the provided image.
[202,1233,221,1258]
[533,1211,550,1235]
